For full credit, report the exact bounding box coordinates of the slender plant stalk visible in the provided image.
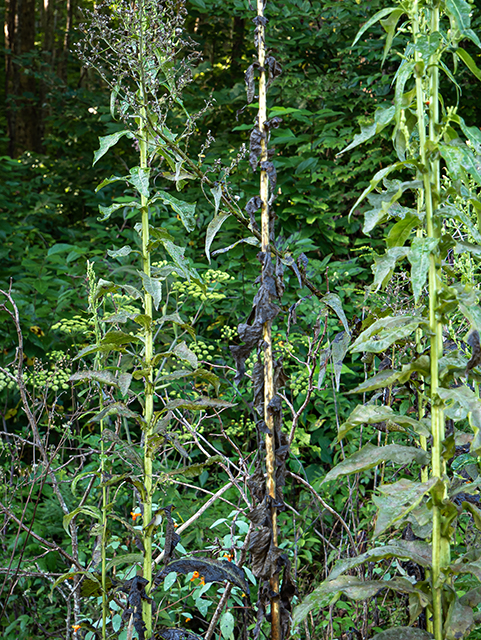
[257,2,280,638]
[413,2,447,636]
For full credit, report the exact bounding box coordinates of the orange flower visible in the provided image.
[190,571,200,581]
[199,577,205,586]
[72,624,81,632]
[131,511,141,522]
[223,553,233,562]
[185,618,191,623]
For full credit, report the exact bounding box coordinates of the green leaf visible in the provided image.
[163,571,177,591]
[101,330,139,347]
[380,8,405,64]
[373,478,438,537]
[93,130,134,165]
[408,237,439,302]
[129,166,150,198]
[172,341,198,368]
[95,175,127,193]
[329,540,432,581]
[98,200,142,222]
[331,331,350,391]
[394,61,415,123]
[293,575,429,626]
[337,404,429,441]
[339,105,395,155]
[63,505,102,535]
[348,162,404,221]
[105,553,143,571]
[322,293,350,334]
[446,0,481,47]
[165,397,236,411]
[439,144,481,186]
[151,192,196,233]
[51,570,100,596]
[349,356,431,394]
[444,595,474,640]
[211,236,259,256]
[107,245,137,259]
[91,402,142,424]
[69,370,119,387]
[372,629,434,640]
[138,271,163,310]
[165,455,223,479]
[210,184,222,216]
[350,315,424,353]
[220,612,235,640]
[322,444,429,484]
[205,211,231,264]
[352,7,400,47]
[372,247,409,291]
[455,48,481,81]
[71,471,99,496]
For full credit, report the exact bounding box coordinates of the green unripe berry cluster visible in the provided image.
[289,370,310,396]
[172,269,234,302]
[191,340,217,362]
[52,315,91,335]
[0,371,15,392]
[220,326,237,341]
[225,418,256,438]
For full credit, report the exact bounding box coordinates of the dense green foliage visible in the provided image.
[2,0,481,639]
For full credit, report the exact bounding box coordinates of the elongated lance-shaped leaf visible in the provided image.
[372,246,409,291]
[331,331,350,391]
[98,200,143,222]
[323,443,429,484]
[292,575,430,626]
[352,7,401,47]
[150,192,196,233]
[408,236,439,302]
[63,505,102,535]
[205,211,230,264]
[338,105,395,156]
[69,370,119,387]
[329,539,432,581]
[322,292,350,334]
[129,166,150,198]
[351,315,425,353]
[456,48,481,80]
[338,404,430,441]
[137,271,162,310]
[348,162,406,220]
[446,0,481,47]
[380,8,405,64]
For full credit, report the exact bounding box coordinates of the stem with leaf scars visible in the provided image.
[257,1,280,638]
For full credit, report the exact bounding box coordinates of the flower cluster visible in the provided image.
[190,340,216,362]
[51,315,91,336]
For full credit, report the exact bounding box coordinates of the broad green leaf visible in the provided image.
[322,293,350,334]
[151,192,196,233]
[69,370,119,387]
[165,455,223,479]
[352,7,400,47]
[98,200,142,222]
[339,105,395,156]
[362,179,423,234]
[337,404,429,441]
[107,245,137,259]
[220,611,235,640]
[351,315,424,353]
[128,166,150,198]
[439,387,481,452]
[91,402,142,423]
[95,175,127,193]
[93,130,134,166]
[446,0,481,47]
[163,571,177,591]
[349,355,431,394]
[372,629,434,640]
[118,372,132,396]
[373,478,438,537]
[323,444,428,484]
[165,396,236,411]
[293,575,429,626]
[101,330,139,347]
[455,241,481,257]
[408,237,439,302]
[439,205,481,244]
[63,505,102,535]
[439,144,481,186]
[444,596,474,640]
[394,61,415,122]
[105,553,143,571]
[71,470,99,496]
[372,247,409,291]
[172,341,198,368]
[456,48,481,80]
[205,211,230,264]
[47,243,74,256]
[210,184,222,216]
[138,271,162,310]
[329,540,432,581]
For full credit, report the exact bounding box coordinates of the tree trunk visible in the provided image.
[5,0,41,156]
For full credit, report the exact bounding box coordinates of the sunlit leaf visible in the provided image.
[408,237,439,302]
[93,130,135,165]
[351,315,424,353]
[205,211,230,264]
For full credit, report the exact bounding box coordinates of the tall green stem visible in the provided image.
[413,2,447,637]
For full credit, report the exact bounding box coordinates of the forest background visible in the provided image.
[2,0,481,639]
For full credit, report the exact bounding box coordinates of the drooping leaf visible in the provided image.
[351,315,424,353]
[372,247,409,291]
[323,444,429,484]
[348,162,405,221]
[331,331,350,391]
[292,575,429,626]
[105,553,143,571]
[107,245,137,259]
[380,8,405,64]
[446,0,481,47]
[220,612,235,640]
[337,404,429,441]
[93,130,135,165]
[211,236,259,256]
[91,401,142,424]
[69,370,119,387]
[165,397,235,411]
[322,293,350,334]
[373,478,439,537]
[444,595,475,640]
[172,342,198,368]
[455,48,481,80]
[157,557,249,595]
[137,271,163,310]
[329,540,432,581]
[98,200,142,222]
[372,629,433,640]
[339,104,395,156]
[151,192,196,233]
[408,237,439,302]
[164,455,223,479]
[205,211,230,264]
[63,505,102,535]
[352,7,402,47]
